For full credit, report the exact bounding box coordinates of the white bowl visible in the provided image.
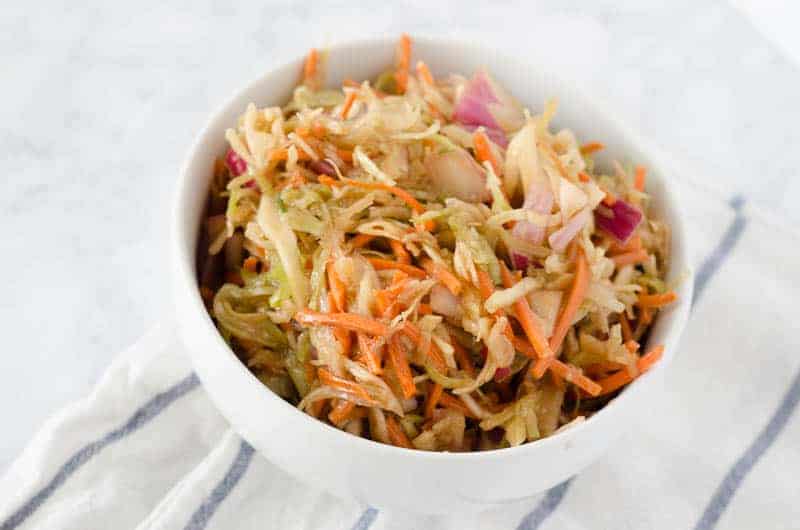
[170,36,693,514]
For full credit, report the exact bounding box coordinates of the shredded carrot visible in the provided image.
[612,249,649,267]
[420,258,462,295]
[309,399,326,419]
[425,383,443,418]
[625,340,640,353]
[294,309,388,336]
[350,233,375,249]
[499,263,554,373]
[602,190,617,207]
[450,337,477,378]
[608,234,642,255]
[269,147,310,162]
[357,333,383,374]
[318,368,373,402]
[595,345,664,395]
[418,303,433,315]
[549,246,590,354]
[328,400,356,426]
[634,165,646,192]
[638,291,677,308]
[340,91,357,119]
[389,239,411,264]
[438,392,478,419]
[400,322,448,373]
[388,336,417,399]
[342,78,360,88]
[328,292,353,355]
[415,60,434,85]
[337,148,353,163]
[318,175,426,215]
[395,34,412,93]
[427,102,445,121]
[549,359,601,396]
[619,314,634,343]
[473,129,501,175]
[243,256,259,273]
[367,257,427,279]
[303,48,319,88]
[639,306,653,325]
[326,261,347,312]
[385,414,413,448]
[579,142,605,155]
[578,171,591,183]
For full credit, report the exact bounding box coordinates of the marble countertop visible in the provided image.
[2,1,798,471]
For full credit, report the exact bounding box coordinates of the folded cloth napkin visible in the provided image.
[2,167,799,530]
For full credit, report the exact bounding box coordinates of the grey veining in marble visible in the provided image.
[1,0,797,471]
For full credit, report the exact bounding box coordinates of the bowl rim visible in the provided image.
[171,35,694,461]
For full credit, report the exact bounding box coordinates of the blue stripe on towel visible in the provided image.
[183,439,255,530]
[0,373,200,530]
[694,369,800,530]
[515,480,572,530]
[350,507,379,530]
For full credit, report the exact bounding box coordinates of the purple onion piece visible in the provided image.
[309,159,337,177]
[594,198,643,243]
[225,148,248,176]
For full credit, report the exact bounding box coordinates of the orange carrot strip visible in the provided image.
[243,256,259,272]
[326,261,347,312]
[388,336,417,399]
[578,171,591,183]
[612,249,649,267]
[425,383,443,419]
[303,48,319,87]
[499,263,554,374]
[473,129,501,174]
[640,306,653,325]
[549,246,590,354]
[418,303,433,315]
[438,392,479,419]
[416,61,434,84]
[350,233,375,248]
[367,257,427,279]
[602,190,617,206]
[294,309,388,336]
[451,338,477,378]
[619,314,634,343]
[579,142,605,155]
[400,323,448,374]
[634,165,646,192]
[342,78,360,88]
[357,333,383,374]
[596,345,664,395]
[389,239,411,264]
[420,258,462,296]
[625,340,640,353]
[328,400,356,426]
[337,149,353,163]
[395,34,412,93]
[318,368,373,402]
[385,414,413,448]
[327,293,352,355]
[340,91,357,119]
[318,175,426,215]
[608,234,642,255]
[637,291,677,308]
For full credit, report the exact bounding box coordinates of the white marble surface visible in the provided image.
[1,1,798,472]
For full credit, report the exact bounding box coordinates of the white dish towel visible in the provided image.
[1,169,799,530]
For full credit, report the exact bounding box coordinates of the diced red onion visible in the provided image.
[493,366,511,382]
[549,208,591,253]
[510,252,530,270]
[244,179,257,189]
[453,71,524,134]
[511,182,553,247]
[594,198,643,243]
[225,148,248,176]
[309,159,337,177]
